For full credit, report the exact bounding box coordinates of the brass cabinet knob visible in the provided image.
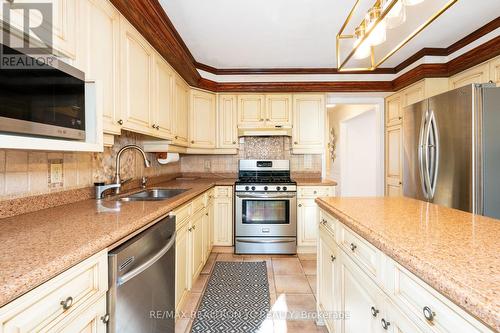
[381,318,391,330]
[350,243,357,252]
[188,227,192,232]
[260,118,264,121]
[117,119,123,125]
[152,124,156,128]
[60,296,74,310]
[191,140,195,144]
[371,306,379,317]
[175,136,179,139]
[232,141,237,144]
[101,313,110,324]
[423,306,435,321]
[294,141,298,145]
[266,118,270,121]
[330,255,336,262]
[156,125,160,130]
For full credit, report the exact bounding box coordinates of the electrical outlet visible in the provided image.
[48,159,64,187]
[204,160,211,171]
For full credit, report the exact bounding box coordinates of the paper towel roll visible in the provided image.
[157,153,180,165]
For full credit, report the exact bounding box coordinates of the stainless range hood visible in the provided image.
[238,127,292,137]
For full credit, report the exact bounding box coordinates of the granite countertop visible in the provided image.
[293,178,338,186]
[315,196,500,331]
[0,178,235,307]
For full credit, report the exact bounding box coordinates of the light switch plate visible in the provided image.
[304,155,312,169]
[204,159,211,171]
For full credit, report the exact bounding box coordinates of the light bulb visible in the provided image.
[353,24,371,60]
[403,0,424,5]
[383,0,406,29]
[365,7,386,46]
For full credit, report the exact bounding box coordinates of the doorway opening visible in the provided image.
[325,103,384,196]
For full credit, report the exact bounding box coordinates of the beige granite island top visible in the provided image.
[315,196,500,331]
[293,178,338,186]
[0,178,235,307]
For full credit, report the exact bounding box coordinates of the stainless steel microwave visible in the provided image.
[0,45,86,140]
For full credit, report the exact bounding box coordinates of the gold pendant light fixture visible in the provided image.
[336,0,458,71]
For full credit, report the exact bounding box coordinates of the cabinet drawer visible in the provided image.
[0,251,107,333]
[319,209,336,235]
[173,202,192,229]
[215,186,233,198]
[192,193,207,213]
[336,223,382,281]
[387,260,490,333]
[298,186,332,198]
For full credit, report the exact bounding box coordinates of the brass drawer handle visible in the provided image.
[60,296,74,310]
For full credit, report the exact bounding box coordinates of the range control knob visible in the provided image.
[264,186,268,191]
[251,186,256,191]
[283,186,287,191]
[276,186,281,191]
[245,186,250,191]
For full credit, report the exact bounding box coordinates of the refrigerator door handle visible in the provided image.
[418,111,430,199]
[427,111,439,199]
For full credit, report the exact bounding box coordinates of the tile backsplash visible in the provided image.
[181,136,322,175]
[0,131,180,200]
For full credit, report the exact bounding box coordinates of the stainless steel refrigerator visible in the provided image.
[403,83,500,219]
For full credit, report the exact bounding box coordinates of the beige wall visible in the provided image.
[0,131,181,200]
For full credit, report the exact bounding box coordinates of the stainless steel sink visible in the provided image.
[119,188,188,201]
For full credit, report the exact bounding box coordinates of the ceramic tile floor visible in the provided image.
[175,248,328,333]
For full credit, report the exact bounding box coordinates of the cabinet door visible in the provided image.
[318,231,336,330]
[265,94,292,127]
[489,56,500,85]
[238,95,265,128]
[153,56,174,139]
[385,125,402,197]
[385,94,402,127]
[56,296,107,333]
[217,95,238,148]
[175,223,190,309]
[336,252,382,333]
[449,62,490,89]
[402,81,425,108]
[80,0,121,135]
[382,300,425,333]
[189,90,216,148]
[292,94,325,153]
[208,196,215,250]
[190,215,204,280]
[173,77,189,146]
[120,18,154,135]
[213,197,233,246]
[297,198,318,248]
[202,210,210,262]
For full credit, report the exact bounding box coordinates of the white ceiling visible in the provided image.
[160,0,500,69]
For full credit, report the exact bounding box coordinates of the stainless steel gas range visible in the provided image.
[235,160,297,254]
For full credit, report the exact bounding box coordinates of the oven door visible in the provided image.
[235,191,297,237]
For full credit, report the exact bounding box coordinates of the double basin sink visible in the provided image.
[119,188,188,202]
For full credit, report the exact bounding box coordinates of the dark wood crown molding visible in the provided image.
[109,0,200,86]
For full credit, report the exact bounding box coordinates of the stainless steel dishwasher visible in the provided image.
[107,214,176,333]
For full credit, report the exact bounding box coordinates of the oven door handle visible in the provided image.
[236,193,296,199]
[237,239,296,244]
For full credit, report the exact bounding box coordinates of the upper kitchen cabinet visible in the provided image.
[153,55,175,140]
[173,77,190,147]
[189,89,216,148]
[217,94,238,149]
[0,0,77,59]
[292,94,325,154]
[385,94,402,127]
[449,62,490,89]
[78,0,121,135]
[489,56,500,85]
[265,94,292,127]
[119,17,155,136]
[238,95,266,128]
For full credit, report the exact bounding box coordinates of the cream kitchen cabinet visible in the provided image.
[265,94,292,127]
[0,0,77,59]
[489,55,500,85]
[119,17,155,136]
[217,95,239,148]
[213,186,233,246]
[175,219,190,310]
[292,94,326,154]
[238,95,266,128]
[385,125,403,197]
[449,62,490,89]
[173,77,190,147]
[317,224,337,332]
[385,94,403,127]
[189,90,216,148]
[297,185,335,253]
[0,250,108,333]
[153,55,175,139]
[79,0,121,135]
[190,210,204,282]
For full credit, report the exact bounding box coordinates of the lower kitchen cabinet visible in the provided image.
[190,212,204,282]
[175,221,190,309]
[297,185,335,253]
[53,295,107,333]
[317,208,493,333]
[213,186,234,246]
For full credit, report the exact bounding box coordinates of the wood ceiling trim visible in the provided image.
[109,0,200,86]
[195,17,500,76]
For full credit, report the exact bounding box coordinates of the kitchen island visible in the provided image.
[316,196,499,332]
